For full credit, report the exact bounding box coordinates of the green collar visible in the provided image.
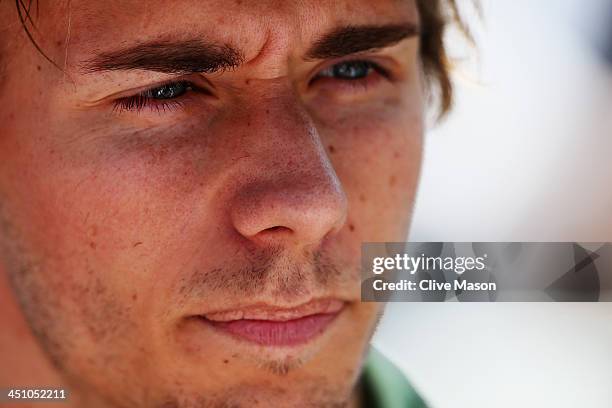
[360,348,428,408]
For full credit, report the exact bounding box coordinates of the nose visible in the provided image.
[229,92,348,249]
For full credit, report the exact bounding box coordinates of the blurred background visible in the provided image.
[373,0,612,407]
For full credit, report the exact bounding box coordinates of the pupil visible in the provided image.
[334,62,370,79]
[153,83,186,99]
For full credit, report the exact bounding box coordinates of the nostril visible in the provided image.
[250,225,294,243]
[263,226,292,234]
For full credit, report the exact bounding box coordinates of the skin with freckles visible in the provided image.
[0,1,424,407]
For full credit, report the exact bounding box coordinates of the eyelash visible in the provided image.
[112,60,389,114]
[113,80,196,114]
[113,94,184,113]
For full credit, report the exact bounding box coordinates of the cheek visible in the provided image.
[0,148,180,382]
[320,101,423,242]
[0,132,189,320]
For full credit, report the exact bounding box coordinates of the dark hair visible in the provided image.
[416,0,475,117]
[11,0,473,117]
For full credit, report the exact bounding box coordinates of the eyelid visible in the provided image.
[99,74,212,102]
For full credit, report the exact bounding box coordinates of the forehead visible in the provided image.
[63,0,418,61]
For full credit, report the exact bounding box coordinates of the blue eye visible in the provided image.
[113,81,195,112]
[145,82,190,99]
[319,60,379,80]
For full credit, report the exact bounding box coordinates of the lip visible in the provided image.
[199,299,345,346]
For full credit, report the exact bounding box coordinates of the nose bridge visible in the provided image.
[228,87,348,247]
[238,85,336,185]
[248,86,321,160]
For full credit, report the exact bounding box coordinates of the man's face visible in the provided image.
[0,0,423,406]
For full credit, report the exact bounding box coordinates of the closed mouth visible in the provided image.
[198,298,345,346]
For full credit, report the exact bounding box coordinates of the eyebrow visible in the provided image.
[306,23,420,60]
[81,39,245,74]
[80,23,419,75]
